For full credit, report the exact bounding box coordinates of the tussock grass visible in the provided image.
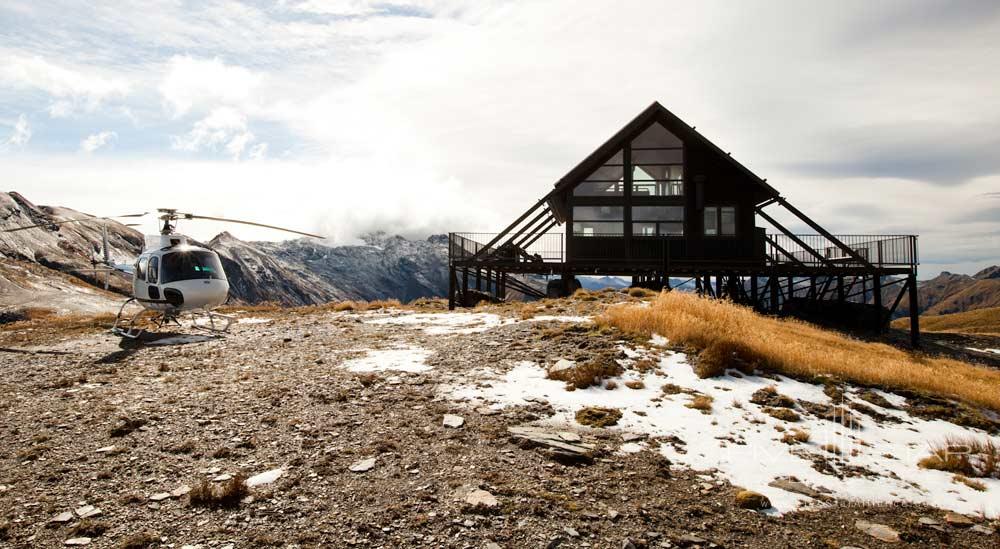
[686,394,714,412]
[781,429,811,444]
[892,306,1000,336]
[575,406,622,427]
[918,437,1000,479]
[627,287,658,298]
[598,292,1000,412]
[546,352,623,390]
[189,473,248,508]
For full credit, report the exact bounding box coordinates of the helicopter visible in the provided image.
[2,208,322,338]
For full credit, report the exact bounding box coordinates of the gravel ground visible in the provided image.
[1,295,998,548]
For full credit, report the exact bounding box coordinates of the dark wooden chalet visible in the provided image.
[448,102,921,345]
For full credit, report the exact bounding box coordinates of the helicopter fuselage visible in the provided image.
[132,236,229,313]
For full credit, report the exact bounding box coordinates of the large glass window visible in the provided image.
[573,150,624,196]
[160,250,227,283]
[704,206,736,236]
[631,123,683,197]
[572,206,623,237]
[136,257,148,281]
[633,206,684,236]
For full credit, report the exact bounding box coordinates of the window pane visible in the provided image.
[632,164,683,181]
[633,222,657,236]
[573,206,623,221]
[659,222,684,236]
[161,251,227,283]
[721,207,736,235]
[631,122,683,149]
[137,257,148,281]
[704,207,718,236]
[148,257,159,284]
[633,206,684,221]
[573,222,623,237]
[631,148,683,164]
[574,181,624,196]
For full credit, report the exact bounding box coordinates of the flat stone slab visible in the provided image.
[508,426,594,456]
[349,458,377,473]
[855,520,900,543]
[443,414,465,428]
[246,468,284,487]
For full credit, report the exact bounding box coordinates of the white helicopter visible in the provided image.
[3,208,321,339]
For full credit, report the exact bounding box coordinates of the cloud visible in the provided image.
[171,107,258,160]
[0,54,130,117]
[0,114,31,150]
[79,131,117,154]
[160,56,262,117]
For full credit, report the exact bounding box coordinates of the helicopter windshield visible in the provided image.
[159,250,226,284]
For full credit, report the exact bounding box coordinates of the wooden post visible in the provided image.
[715,274,723,299]
[837,275,845,303]
[448,266,457,310]
[908,273,920,347]
[873,272,883,332]
[770,276,780,313]
[500,272,508,300]
[476,268,482,291]
[695,276,703,295]
[750,275,759,309]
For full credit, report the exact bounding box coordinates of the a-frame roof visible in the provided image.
[550,101,781,199]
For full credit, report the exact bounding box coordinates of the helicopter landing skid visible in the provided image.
[112,299,234,339]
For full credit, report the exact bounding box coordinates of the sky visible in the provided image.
[1,0,998,278]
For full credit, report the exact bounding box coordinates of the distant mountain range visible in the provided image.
[1,191,998,317]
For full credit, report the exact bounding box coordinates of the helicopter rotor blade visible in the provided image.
[1,212,148,233]
[181,214,323,239]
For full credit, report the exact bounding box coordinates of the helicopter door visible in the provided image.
[135,256,150,300]
[147,256,161,301]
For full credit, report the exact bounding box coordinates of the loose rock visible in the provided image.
[349,458,377,473]
[734,490,771,510]
[442,414,465,428]
[855,520,900,543]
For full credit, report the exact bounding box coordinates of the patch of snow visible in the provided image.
[966,347,1000,355]
[343,346,433,373]
[364,312,516,335]
[237,317,272,324]
[528,315,593,323]
[650,334,669,347]
[443,353,1000,517]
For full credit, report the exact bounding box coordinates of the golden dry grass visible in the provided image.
[918,437,999,479]
[627,287,658,298]
[892,306,1000,336]
[598,292,1000,412]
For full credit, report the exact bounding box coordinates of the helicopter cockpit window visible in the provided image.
[147,256,159,284]
[136,257,148,281]
[160,251,227,284]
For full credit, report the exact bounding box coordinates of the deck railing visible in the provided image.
[450,232,918,269]
[766,234,918,268]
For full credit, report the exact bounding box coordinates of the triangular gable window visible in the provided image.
[573,149,624,196]
[632,122,683,197]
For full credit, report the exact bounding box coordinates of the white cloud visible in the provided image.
[171,107,256,160]
[160,56,262,117]
[248,142,268,160]
[0,114,31,150]
[0,54,130,117]
[79,131,117,154]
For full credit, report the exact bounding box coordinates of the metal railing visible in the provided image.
[766,234,918,268]
[451,232,919,269]
[450,232,563,264]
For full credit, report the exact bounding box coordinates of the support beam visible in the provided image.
[770,276,780,313]
[756,208,833,266]
[873,273,883,332]
[764,236,807,268]
[771,197,874,269]
[448,266,457,310]
[908,273,920,348]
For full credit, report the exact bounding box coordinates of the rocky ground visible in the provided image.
[1,294,998,548]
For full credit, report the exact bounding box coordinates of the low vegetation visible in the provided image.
[918,437,1000,479]
[892,306,1000,336]
[575,406,622,427]
[627,287,658,298]
[598,292,1000,412]
[189,474,249,508]
[685,394,713,413]
[545,348,624,390]
[781,429,811,444]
